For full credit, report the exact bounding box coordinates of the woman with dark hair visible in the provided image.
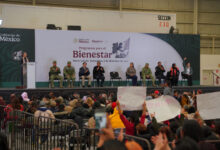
[180,94,190,107]
[182,120,202,142]
[182,120,217,150]
[6,94,24,111]
[169,63,179,86]
[116,100,146,136]
[2,94,24,128]
[175,137,199,150]
[159,126,174,142]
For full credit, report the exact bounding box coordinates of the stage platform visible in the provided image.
[1,85,220,102]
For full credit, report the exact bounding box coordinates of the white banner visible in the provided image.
[35,30,184,81]
[197,92,220,120]
[146,96,181,122]
[117,87,146,111]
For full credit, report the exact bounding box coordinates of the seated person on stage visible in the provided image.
[79,62,91,87]
[49,61,63,88]
[93,61,105,87]
[155,61,166,85]
[182,57,193,86]
[169,63,179,86]
[126,62,137,86]
[63,61,75,88]
[142,63,155,86]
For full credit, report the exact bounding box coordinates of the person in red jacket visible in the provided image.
[169,63,180,86]
[2,94,24,128]
[116,100,147,136]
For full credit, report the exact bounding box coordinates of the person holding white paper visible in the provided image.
[116,100,146,136]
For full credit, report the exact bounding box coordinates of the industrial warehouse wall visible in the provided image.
[0,4,176,33]
[0,0,220,85]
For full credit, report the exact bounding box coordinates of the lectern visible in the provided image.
[23,62,35,89]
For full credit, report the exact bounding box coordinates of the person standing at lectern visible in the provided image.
[21,52,29,87]
[49,61,63,88]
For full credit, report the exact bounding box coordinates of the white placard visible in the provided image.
[197,92,220,120]
[146,96,181,122]
[117,87,146,111]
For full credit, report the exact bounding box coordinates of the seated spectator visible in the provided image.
[163,81,172,96]
[182,57,193,86]
[142,63,155,86]
[83,97,94,108]
[63,61,75,88]
[49,100,57,113]
[26,101,38,114]
[79,62,91,87]
[168,63,179,86]
[21,92,30,110]
[69,99,78,109]
[64,106,73,114]
[173,90,181,104]
[70,101,94,119]
[155,61,166,85]
[126,62,138,86]
[34,101,55,122]
[180,94,190,107]
[49,61,63,88]
[2,94,24,128]
[175,137,199,150]
[153,90,160,99]
[49,92,56,101]
[93,61,105,87]
[54,104,68,119]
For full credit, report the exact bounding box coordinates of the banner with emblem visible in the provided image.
[0,28,35,87]
[35,30,200,83]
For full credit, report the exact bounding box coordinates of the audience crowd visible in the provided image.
[0,86,220,150]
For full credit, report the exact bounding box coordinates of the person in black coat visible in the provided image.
[155,61,166,85]
[93,61,105,87]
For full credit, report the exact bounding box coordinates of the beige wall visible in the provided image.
[0,4,175,33]
[201,55,220,85]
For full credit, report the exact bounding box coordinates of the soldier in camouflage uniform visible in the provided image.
[63,61,75,88]
[49,61,63,88]
[142,63,156,86]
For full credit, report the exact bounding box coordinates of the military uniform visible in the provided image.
[63,61,75,88]
[49,61,63,88]
[142,63,155,86]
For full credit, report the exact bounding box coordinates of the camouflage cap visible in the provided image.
[53,60,57,64]
[67,61,71,64]
[145,63,149,66]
